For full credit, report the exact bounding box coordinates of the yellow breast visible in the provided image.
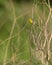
[29,18,33,24]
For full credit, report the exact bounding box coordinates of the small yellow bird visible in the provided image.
[29,18,33,24]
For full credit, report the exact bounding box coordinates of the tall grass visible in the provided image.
[0,0,52,65]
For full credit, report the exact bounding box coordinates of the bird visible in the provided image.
[29,18,33,24]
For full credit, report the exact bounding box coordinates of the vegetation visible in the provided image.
[0,0,52,65]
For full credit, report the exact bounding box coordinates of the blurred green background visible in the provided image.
[0,0,52,65]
